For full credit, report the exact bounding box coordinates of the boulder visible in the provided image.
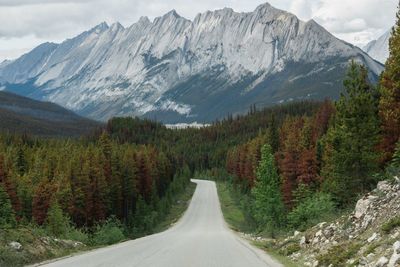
[300,236,307,246]
[9,241,22,251]
[388,241,400,267]
[375,256,389,267]
[377,181,391,192]
[355,197,372,219]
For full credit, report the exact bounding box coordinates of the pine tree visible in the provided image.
[32,182,55,225]
[268,114,280,153]
[0,185,16,227]
[46,201,70,237]
[16,146,27,175]
[379,4,400,163]
[322,61,380,205]
[251,144,285,236]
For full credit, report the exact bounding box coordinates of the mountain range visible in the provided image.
[0,2,384,123]
[363,30,390,64]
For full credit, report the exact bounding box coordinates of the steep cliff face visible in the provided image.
[0,3,383,122]
[363,30,390,64]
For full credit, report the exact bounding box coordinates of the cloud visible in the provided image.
[311,0,396,45]
[0,0,95,6]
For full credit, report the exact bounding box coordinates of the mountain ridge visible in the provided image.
[0,2,384,123]
[363,30,390,64]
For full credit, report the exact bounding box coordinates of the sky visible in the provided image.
[0,0,397,62]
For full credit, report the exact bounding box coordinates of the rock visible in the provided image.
[300,236,307,246]
[391,231,400,239]
[347,258,357,265]
[393,241,400,254]
[388,241,400,267]
[355,197,372,219]
[294,231,301,237]
[55,239,85,248]
[359,256,368,265]
[9,241,22,251]
[315,230,323,237]
[323,226,335,238]
[367,253,375,261]
[40,236,51,245]
[377,181,391,192]
[368,232,379,243]
[312,260,319,267]
[375,256,389,267]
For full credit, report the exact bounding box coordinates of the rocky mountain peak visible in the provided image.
[0,2,384,123]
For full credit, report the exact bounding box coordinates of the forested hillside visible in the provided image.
[0,91,100,137]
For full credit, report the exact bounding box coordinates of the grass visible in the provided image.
[381,216,400,234]
[216,182,252,233]
[253,240,303,267]
[153,182,196,233]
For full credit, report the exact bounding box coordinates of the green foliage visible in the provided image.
[0,185,16,228]
[217,182,256,233]
[378,7,400,163]
[317,242,361,267]
[91,217,125,246]
[391,140,400,168]
[64,227,89,244]
[279,243,301,256]
[0,246,30,267]
[287,192,335,230]
[252,145,285,235]
[322,61,381,205]
[381,216,400,234]
[46,201,70,238]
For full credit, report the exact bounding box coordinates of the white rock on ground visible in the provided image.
[368,232,379,243]
[374,256,389,267]
[355,197,372,219]
[9,241,22,251]
[388,241,400,267]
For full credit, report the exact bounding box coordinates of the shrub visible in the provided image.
[288,192,335,230]
[91,217,125,246]
[64,227,89,244]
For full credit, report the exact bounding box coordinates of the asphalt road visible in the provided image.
[39,179,282,267]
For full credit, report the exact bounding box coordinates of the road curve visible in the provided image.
[39,179,282,267]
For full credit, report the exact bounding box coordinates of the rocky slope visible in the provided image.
[0,3,384,122]
[261,178,400,267]
[363,30,390,64]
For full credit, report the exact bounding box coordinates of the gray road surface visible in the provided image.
[38,179,282,267]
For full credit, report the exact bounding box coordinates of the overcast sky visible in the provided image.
[0,0,397,62]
